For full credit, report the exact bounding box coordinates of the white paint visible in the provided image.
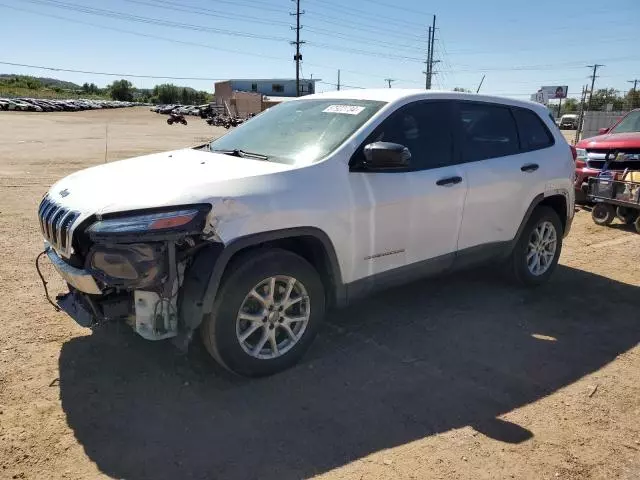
[44,90,574,287]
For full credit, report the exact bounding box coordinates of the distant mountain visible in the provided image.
[0,74,81,90]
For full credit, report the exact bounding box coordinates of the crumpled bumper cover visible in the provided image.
[46,245,101,295]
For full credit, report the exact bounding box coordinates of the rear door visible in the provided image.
[455,101,553,251]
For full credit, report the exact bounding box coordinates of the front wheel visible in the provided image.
[200,249,325,377]
[181,119,188,125]
[592,203,615,225]
[508,206,563,286]
[167,118,173,125]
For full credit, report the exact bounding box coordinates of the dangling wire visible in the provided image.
[35,250,60,312]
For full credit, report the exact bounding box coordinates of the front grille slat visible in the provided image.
[37,195,80,256]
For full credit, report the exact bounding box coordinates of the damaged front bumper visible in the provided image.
[46,246,101,294]
[42,243,183,341]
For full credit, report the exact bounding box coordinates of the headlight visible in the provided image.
[576,148,587,161]
[87,206,210,241]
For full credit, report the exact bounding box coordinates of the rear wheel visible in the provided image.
[591,203,615,226]
[200,249,325,377]
[508,206,563,286]
[167,118,173,125]
[616,206,638,225]
[634,215,640,234]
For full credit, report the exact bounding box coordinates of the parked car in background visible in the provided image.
[574,109,640,202]
[559,114,578,129]
[39,90,574,377]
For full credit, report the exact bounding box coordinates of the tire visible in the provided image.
[181,119,188,125]
[616,206,638,225]
[635,215,640,234]
[591,203,615,226]
[167,118,173,125]
[508,206,563,287]
[200,249,325,377]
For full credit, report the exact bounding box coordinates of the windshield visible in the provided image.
[611,110,640,134]
[209,99,386,165]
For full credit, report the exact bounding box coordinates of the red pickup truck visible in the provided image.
[574,109,640,202]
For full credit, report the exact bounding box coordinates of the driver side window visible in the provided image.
[350,100,453,171]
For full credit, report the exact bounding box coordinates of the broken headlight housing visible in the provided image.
[86,206,210,242]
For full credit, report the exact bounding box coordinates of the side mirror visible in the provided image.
[363,142,411,169]
[598,127,610,135]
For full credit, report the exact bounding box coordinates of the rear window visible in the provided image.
[458,103,519,162]
[513,108,555,151]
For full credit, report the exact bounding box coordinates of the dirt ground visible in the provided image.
[0,108,639,480]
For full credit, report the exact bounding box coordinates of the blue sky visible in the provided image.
[0,0,638,100]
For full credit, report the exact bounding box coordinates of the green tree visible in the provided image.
[625,89,640,109]
[108,79,134,101]
[562,98,579,114]
[588,88,624,111]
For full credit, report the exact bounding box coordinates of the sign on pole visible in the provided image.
[540,86,568,99]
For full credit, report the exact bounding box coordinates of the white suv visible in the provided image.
[38,90,575,376]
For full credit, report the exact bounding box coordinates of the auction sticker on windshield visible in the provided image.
[322,105,366,115]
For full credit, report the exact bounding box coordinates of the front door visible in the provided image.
[347,100,467,286]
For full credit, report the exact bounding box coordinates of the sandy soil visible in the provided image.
[0,108,638,480]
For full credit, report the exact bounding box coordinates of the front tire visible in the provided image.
[200,249,325,377]
[508,206,563,286]
[592,203,615,225]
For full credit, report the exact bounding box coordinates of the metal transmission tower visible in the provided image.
[586,64,604,111]
[290,0,305,97]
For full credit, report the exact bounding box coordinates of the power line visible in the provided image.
[359,0,432,16]
[22,0,290,42]
[304,10,426,42]
[125,0,291,27]
[0,61,225,81]
[304,0,425,29]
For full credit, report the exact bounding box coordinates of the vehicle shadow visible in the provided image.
[58,265,640,480]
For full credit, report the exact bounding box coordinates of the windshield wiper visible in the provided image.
[211,148,269,160]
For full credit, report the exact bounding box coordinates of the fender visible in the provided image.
[180,227,346,331]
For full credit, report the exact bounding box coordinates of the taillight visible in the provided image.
[570,145,577,161]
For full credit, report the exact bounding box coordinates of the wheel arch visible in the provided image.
[180,227,346,332]
[513,193,570,246]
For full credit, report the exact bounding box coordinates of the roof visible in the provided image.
[219,78,322,83]
[303,88,552,114]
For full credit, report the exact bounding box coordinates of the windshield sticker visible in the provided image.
[322,105,366,115]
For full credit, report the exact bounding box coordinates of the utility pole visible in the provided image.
[628,79,639,109]
[385,78,395,88]
[290,0,304,97]
[425,15,437,89]
[476,75,485,94]
[337,69,340,91]
[423,25,431,89]
[586,64,604,111]
[575,84,588,145]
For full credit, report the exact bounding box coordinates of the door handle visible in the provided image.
[521,163,539,172]
[436,176,463,186]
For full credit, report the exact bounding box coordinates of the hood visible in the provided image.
[577,131,640,149]
[47,148,294,214]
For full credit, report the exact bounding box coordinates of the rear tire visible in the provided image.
[200,249,325,377]
[634,215,640,234]
[508,206,563,287]
[592,203,615,226]
[167,118,173,125]
[616,206,638,225]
